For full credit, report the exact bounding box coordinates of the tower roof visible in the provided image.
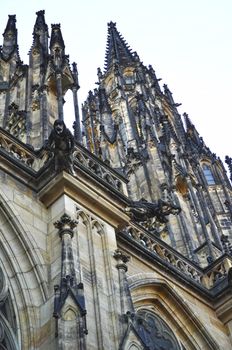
[104,22,137,72]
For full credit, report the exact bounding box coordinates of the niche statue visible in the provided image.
[46,120,75,174]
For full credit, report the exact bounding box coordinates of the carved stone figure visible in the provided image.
[125,198,181,232]
[46,120,75,174]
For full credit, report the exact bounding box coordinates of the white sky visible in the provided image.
[1,0,231,168]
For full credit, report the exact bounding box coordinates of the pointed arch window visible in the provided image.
[202,164,215,185]
[128,309,182,350]
[0,266,19,350]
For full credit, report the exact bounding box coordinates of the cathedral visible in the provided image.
[0,9,232,350]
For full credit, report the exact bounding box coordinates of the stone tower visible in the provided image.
[82,22,232,265]
[0,11,232,350]
[0,10,80,148]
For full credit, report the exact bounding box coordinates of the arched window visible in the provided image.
[202,164,215,185]
[0,266,19,350]
[135,309,182,350]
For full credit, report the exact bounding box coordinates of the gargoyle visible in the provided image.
[46,119,75,174]
[125,198,181,232]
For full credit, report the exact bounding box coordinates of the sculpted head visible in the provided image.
[54,120,66,135]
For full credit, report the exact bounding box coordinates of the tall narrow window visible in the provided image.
[202,164,215,185]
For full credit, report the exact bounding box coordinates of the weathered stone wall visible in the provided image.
[0,170,231,349]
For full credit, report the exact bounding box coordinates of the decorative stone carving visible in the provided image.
[31,86,40,111]
[120,226,203,284]
[125,198,181,232]
[220,235,232,260]
[45,120,75,174]
[124,147,143,176]
[114,249,130,264]
[5,103,26,140]
[114,249,130,272]
[54,212,78,236]
[73,147,124,192]
[53,213,87,346]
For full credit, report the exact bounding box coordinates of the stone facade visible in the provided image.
[0,10,232,350]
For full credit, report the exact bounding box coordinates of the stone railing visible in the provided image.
[119,225,232,290]
[202,257,232,289]
[0,130,35,168]
[0,129,126,194]
[120,225,203,283]
[0,129,49,171]
[73,146,126,193]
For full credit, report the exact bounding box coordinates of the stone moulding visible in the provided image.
[38,171,129,228]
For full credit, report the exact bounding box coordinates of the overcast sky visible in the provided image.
[1,0,231,168]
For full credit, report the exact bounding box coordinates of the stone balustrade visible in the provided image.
[120,225,232,290]
[0,128,126,193]
[73,146,126,193]
[202,257,232,289]
[0,129,36,168]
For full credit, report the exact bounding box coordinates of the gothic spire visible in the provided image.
[50,23,65,50]
[29,10,49,59]
[3,14,17,36]
[33,10,48,36]
[183,112,195,131]
[183,112,202,145]
[104,22,137,71]
[2,15,19,61]
[163,84,182,108]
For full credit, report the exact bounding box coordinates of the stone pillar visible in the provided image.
[72,86,81,143]
[53,213,87,350]
[56,72,64,121]
[114,249,134,336]
[40,84,49,142]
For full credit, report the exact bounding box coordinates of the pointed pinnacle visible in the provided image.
[104,21,137,72]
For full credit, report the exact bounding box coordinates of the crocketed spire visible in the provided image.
[104,22,137,71]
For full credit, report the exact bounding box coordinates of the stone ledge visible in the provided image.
[38,171,129,228]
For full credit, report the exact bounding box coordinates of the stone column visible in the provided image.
[53,213,87,350]
[72,85,81,143]
[40,84,49,142]
[114,249,134,335]
[56,72,64,121]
